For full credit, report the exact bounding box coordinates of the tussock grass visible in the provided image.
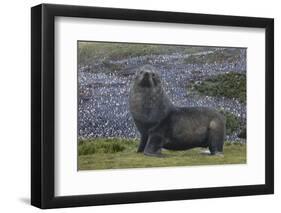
[190,72,246,103]
[78,138,138,155]
[219,110,241,135]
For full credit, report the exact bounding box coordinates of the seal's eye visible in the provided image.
[152,73,156,77]
[140,71,144,74]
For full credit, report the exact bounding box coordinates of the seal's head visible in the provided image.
[134,65,161,88]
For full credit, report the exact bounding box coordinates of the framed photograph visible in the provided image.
[31,3,274,209]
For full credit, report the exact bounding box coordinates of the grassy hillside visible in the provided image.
[78,138,246,170]
[78,42,211,66]
[184,48,242,64]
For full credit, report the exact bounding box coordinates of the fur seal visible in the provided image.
[129,65,225,157]
[129,65,174,152]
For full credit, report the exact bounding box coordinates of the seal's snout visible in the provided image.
[144,72,149,78]
[140,71,153,87]
[142,72,150,81]
[135,65,161,88]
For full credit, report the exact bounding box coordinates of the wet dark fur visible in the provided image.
[129,65,225,157]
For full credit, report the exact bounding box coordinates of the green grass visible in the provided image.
[190,72,246,103]
[78,138,246,170]
[78,42,213,66]
[78,138,137,155]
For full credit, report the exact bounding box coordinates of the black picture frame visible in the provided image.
[31,3,274,209]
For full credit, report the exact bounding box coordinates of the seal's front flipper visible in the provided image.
[199,149,211,155]
[210,152,224,157]
[144,134,163,157]
[137,134,148,153]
